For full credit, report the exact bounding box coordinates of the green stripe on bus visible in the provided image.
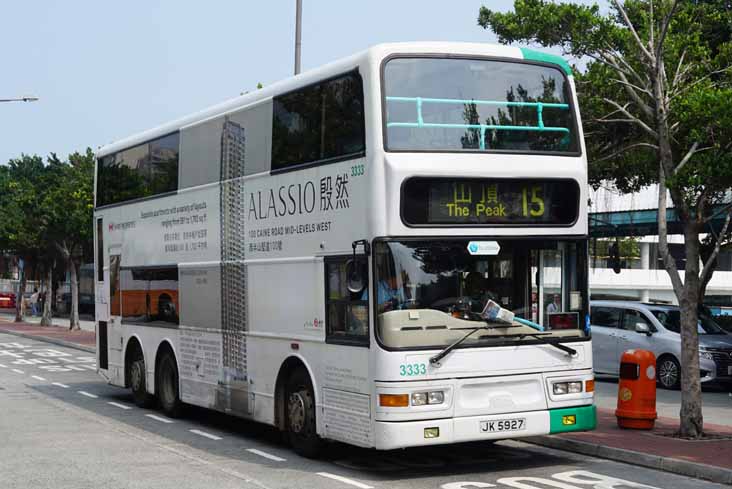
[520,48,572,75]
[549,405,597,433]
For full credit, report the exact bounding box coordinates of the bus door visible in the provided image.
[107,247,123,372]
[95,218,109,373]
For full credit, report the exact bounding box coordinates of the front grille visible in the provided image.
[707,348,732,377]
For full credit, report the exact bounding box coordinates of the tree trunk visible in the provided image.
[40,267,53,327]
[69,259,80,331]
[678,227,704,437]
[14,269,26,323]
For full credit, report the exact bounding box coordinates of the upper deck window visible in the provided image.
[97,133,179,207]
[383,57,578,154]
[272,71,365,172]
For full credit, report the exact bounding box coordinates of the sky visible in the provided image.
[0,0,545,164]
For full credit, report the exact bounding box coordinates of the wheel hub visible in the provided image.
[130,362,143,390]
[288,392,306,433]
[659,360,678,386]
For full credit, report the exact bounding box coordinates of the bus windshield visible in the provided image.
[374,239,587,349]
[383,57,578,154]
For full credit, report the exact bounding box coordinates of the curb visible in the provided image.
[524,435,732,485]
[0,327,96,354]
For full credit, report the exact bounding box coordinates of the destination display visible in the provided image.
[402,178,579,226]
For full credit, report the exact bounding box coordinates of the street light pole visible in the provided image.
[0,96,39,103]
[294,0,302,75]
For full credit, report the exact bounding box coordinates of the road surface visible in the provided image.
[0,332,725,489]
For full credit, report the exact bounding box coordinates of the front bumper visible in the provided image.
[372,404,596,450]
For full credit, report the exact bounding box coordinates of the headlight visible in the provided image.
[428,391,445,404]
[553,381,584,395]
[410,391,445,406]
[411,392,427,406]
[699,349,714,360]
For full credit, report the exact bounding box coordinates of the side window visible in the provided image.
[96,133,180,207]
[272,71,365,172]
[325,257,369,345]
[120,266,179,326]
[590,306,620,328]
[109,255,121,317]
[622,309,655,332]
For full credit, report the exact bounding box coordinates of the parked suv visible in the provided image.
[590,300,732,389]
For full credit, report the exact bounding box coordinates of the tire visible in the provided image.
[129,357,155,408]
[285,369,324,458]
[157,351,183,417]
[658,356,681,390]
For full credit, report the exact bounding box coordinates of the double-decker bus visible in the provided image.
[94,42,594,457]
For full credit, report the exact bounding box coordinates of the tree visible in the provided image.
[479,0,732,437]
[42,150,95,330]
[0,156,48,322]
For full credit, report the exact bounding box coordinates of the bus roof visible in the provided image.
[95,42,569,158]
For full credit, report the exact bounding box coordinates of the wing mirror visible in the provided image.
[347,240,370,294]
[346,259,368,294]
[635,322,651,335]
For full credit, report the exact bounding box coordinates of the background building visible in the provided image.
[589,184,732,314]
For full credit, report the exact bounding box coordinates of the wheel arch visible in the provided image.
[123,334,145,389]
[656,352,679,364]
[273,355,318,431]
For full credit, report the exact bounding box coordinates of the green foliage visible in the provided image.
[0,155,47,260]
[0,149,94,267]
[42,149,95,260]
[479,0,732,208]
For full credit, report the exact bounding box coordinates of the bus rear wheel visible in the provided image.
[157,352,183,417]
[129,357,155,408]
[286,369,324,458]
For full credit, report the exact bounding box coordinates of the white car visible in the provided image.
[590,300,732,389]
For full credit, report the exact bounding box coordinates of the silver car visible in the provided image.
[590,300,732,389]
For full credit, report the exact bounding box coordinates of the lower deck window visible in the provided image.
[120,266,179,326]
[325,257,369,345]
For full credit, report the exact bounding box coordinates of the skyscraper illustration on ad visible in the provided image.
[219,117,247,404]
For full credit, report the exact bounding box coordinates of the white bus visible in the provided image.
[94,42,594,457]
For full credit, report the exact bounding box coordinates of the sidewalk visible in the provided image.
[0,312,96,353]
[529,407,732,485]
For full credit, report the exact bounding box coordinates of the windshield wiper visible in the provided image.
[429,329,577,366]
[429,326,496,366]
[511,332,577,357]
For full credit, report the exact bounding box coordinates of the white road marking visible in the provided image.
[108,401,133,410]
[246,448,285,462]
[316,472,373,489]
[78,391,99,399]
[11,369,24,374]
[145,414,174,424]
[190,429,222,441]
[82,364,97,370]
[52,382,69,388]
[0,363,7,368]
[31,375,46,381]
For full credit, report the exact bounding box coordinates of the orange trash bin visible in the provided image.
[615,349,658,429]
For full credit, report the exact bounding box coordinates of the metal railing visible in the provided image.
[385,96,571,150]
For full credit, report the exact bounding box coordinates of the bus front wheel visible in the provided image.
[157,351,183,417]
[286,369,324,458]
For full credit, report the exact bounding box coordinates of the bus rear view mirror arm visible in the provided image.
[348,240,371,294]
